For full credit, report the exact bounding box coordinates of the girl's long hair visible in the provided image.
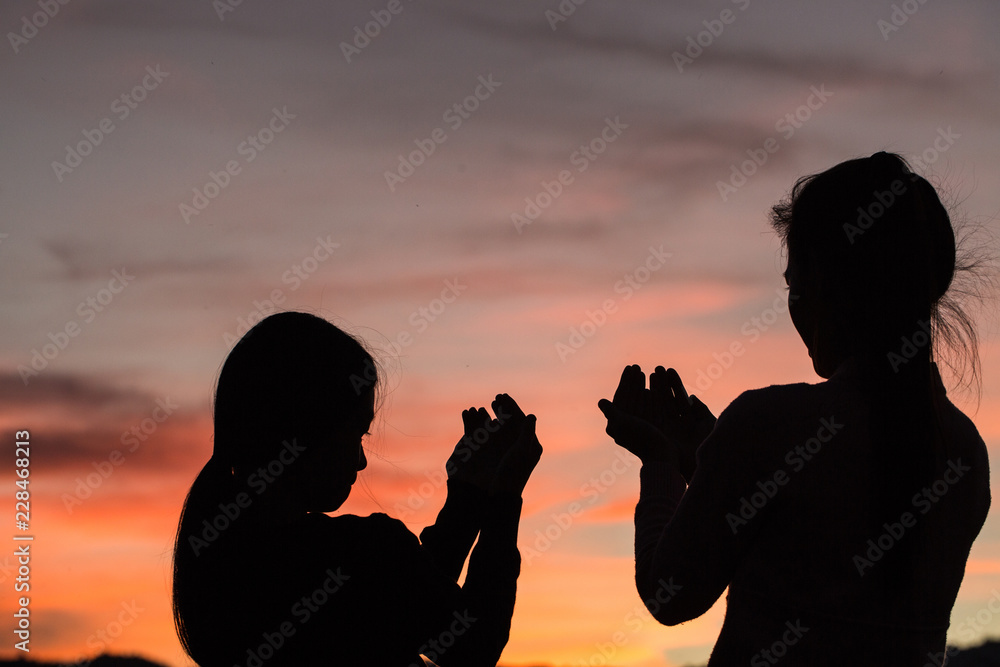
[172,312,378,664]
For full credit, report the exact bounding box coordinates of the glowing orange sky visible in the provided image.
[3,1,1000,665]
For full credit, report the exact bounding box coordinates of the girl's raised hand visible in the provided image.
[445,394,541,496]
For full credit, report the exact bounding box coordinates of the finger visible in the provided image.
[664,367,691,409]
[612,365,640,403]
[598,399,620,432]
[598,400,628,439]
[633,366,651,419]
[650,366,667,391]
[461,408,477,433]
[597,401,646,458]
[611,366,631,404]
[615,365,646,416]
[597,398,613,417]
[522,415,542,462]
[475,407,493,432]
[513,415,542,464]
[598,398,616,426]
[650,366,670,414]
[493,393,525,426]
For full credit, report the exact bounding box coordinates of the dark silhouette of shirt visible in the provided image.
[635,361,990,664]
[195,480,521,666]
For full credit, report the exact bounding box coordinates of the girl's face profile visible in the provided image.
[299,388,375,513]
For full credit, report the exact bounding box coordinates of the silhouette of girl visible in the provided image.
[599,152,991,663]
[173,312,541,666]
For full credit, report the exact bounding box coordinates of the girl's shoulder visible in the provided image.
[305,511,421,548]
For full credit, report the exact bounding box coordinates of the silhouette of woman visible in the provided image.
[599,152,991,663]
[173,312,541,667]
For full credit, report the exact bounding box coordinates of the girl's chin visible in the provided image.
[315,485,353,512]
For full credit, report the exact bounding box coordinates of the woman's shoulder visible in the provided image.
[699,378,845,469]
[938,398,991,488]
[717,378,825,428]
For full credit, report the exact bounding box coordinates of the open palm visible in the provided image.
[599,365,716,481]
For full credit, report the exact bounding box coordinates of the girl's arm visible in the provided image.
[434,409,540,666]
[406,397,540,666]
[419,478,486,582]
[429,490,523,667]
[420,395,533,581]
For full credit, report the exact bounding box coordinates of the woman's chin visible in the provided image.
[811,357,837,379]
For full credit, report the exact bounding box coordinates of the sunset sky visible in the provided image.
[2,1,1000,665]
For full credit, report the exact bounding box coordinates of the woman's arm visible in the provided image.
[601,366,771,625]
[641,390,798,624]
[632,429,747,625]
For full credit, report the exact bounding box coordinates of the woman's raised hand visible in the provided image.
[598,365,715,481]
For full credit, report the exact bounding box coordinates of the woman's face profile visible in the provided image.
[785,250,840,379]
